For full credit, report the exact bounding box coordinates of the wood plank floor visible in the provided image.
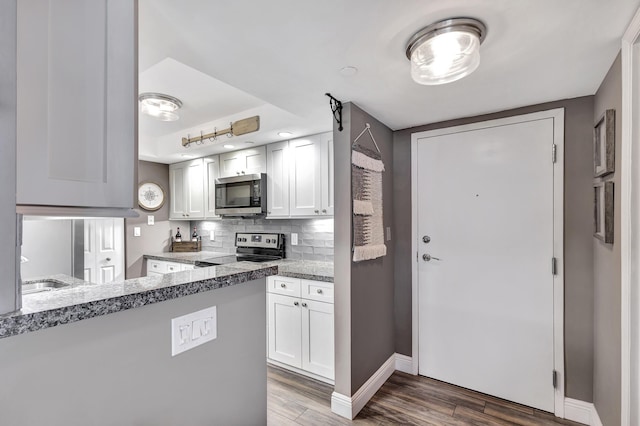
[267,365,585,426]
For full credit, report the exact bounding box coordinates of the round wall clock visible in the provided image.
[138,182,165,211]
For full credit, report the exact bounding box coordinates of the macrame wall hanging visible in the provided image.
[352,123,386,262]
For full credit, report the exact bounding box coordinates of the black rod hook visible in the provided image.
[325,93,343,132]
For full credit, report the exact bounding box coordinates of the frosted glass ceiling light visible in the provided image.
[139,92,183,122]
[406,18,486,85]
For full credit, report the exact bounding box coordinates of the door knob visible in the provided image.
[422,235,431,243]
[423,254,442,262]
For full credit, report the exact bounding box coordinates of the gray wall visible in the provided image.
[334,103,353,397]
[193,218,334,261]
[333,103,396,396]
[593,52,622,426]
[393,96,596,402]
[126,160,188,278]
[21,219,73,280]
[0,278,267,425]
[0,0,17,314]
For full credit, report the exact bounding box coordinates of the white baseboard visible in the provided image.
[394,353,414,374]
[331,353,396,419]
[564,398,603,426]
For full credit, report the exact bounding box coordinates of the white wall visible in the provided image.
[21,219,73,280]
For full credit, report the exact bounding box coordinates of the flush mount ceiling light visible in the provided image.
[405,17,486,85]
[278,131,293,137]
[138,92,183,122]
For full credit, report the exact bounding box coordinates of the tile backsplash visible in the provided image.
[191,218,334,262]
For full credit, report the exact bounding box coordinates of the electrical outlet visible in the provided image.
[209,230,215,241]
[133,227,141,237]
[147,215,155,225]
[291,233,298,245]
[171,306,217,356]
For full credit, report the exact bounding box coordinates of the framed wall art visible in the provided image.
[594,181,614,243]
[594,109,615,177]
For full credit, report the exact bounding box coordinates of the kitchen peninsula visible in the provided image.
[0,264,277,425]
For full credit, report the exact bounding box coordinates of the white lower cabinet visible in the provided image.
[145,259,194,276]
[267,276,334,381]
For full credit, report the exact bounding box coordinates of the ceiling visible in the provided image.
[138,0,640,163]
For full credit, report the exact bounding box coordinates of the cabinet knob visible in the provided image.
[317,289,323,294]
[314,210,319,214]
[294,301,299,306]
[106,257,111,262]
[241,170,245,174]
[280,283,286,288]
[301,302,308,307]
[322,209,327,213]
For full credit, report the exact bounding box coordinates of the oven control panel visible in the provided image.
[235,233,282,249]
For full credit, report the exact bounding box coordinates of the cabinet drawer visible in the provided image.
[301,280,333,303]
[181,264,195,271]
[147,260,167,274]
[166,262,181,273]
[267,276,301,297]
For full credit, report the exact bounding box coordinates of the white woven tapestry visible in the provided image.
[352,145,386,262]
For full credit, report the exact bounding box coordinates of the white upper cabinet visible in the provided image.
[288,132,333,217]
[170,159,205,220]
[219,147,266,178]
[204,155,220,219]
[266,142,290,218]
[16,0,136,209]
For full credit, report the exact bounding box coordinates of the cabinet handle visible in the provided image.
[317,289,323,294]
[302,302,308,307]
[294,301,299,306]
[280,283,286,288]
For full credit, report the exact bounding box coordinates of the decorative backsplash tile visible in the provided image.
[192,218,334,262]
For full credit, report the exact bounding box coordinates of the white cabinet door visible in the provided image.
[16,0,136,209]
[268,293,302,368]
[320,133,334,216]
[219,147,266,178]
[169,159,205,220]
[204,156,220,219]
[84,219,124,285]
[301,299,334,379]
[266,142,290,218]
[289,136,322,216]
[219,151,244,178]
[242,147,267,175]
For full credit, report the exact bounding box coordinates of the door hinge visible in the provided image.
[552,144,557,163]
[552,370,558,389]
[552,257,558,275]
[416,251,418,262]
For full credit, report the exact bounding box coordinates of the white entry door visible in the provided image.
[414,111,562,412]
[84,218,124,284]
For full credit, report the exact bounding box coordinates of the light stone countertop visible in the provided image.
[0,263,278,340]
[143,251,233,264]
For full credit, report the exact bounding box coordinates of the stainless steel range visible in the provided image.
[194,232,285,267]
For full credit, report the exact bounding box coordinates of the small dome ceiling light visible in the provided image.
[139,92,183,121]
[405,17,486,85]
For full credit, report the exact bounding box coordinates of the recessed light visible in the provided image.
[224,144,235,149]
[245,141,255,145]
[339,66,358,76]
[278,131,293,137]
[180,153,196,158]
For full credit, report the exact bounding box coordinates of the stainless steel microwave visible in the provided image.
[214,174,267,216]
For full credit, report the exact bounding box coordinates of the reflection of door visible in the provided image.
[414,111,562,413]
[84,218,124,284]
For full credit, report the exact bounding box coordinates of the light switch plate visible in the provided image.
[209,230,215,241]
[291,233,298,245]
[133,227,141,237]
[147,215,155,225]
[171,306,217,356]
[386,227,391,241]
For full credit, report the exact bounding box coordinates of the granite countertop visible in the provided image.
[144,253,334,283]
[0,263,278,340]
[144,251,233,264]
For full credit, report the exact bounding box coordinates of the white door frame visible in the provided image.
[410,108,565,417]
[621,8,640,426]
